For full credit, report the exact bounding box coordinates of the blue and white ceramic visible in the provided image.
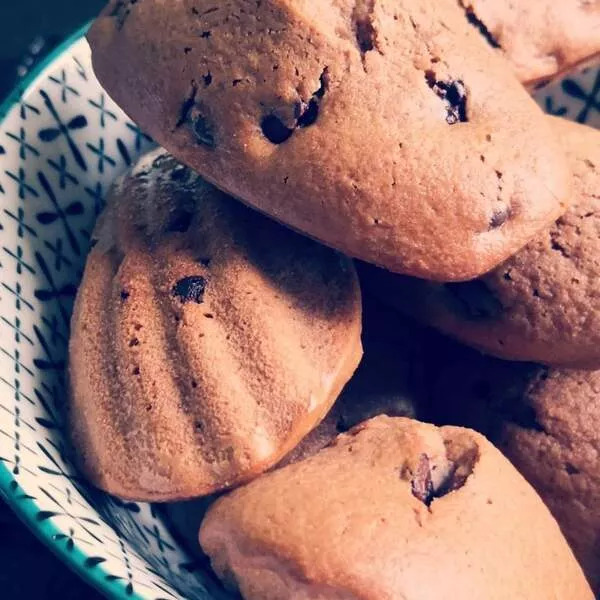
[0,23,598,600]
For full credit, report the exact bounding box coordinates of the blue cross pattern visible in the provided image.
[19,97,40,121]
[0,403,35,431]
[144,524,176,554]
[126,122,153,151]
[49,69,80,103]
[0,376,34,405]
[6,127,40,160]
[84,181,105,215]
[2,280,34,311]
[5,167,39,200]
[47,155,79,189]
[4,208,38,238]
[1,315,34,345]
[562,69,600,124]
[72,56,88,81]
[41,314,68,347]
[89,94,118,128]
[0,347,34,377]
[86,137,116,174]
[3,245,35,275]
[44,237,73,271]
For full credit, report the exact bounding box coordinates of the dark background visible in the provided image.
[0,1,106,598]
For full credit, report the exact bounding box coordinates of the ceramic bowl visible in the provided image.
[0,23,598,600]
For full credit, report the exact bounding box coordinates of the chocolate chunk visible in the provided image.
[411,453,434,506]
[262,69,328,143]
[192,114,215,148]
[355,17,376,54]
[425,72,468,124]
[297,98,320,128]
[261,114,294,144]
[175,84,198,129]
[353,0,377,55]
[120,290,130,301]
[172,276,207,304]
[297,69,328,128]
[490,207,510,229]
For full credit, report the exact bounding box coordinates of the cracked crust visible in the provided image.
[200,415,592,600]
[458,0,600,85]
[88,0,568,281]
[68,148,362,501]
[426,343,600,594]
[360,117,600,369]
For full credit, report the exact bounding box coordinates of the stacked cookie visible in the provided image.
[68,0,600,598]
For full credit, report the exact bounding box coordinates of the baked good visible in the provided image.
[425,344,600,594]
[458,0,600,85]
[200,415,592,600]
[279,296,426,466]
[88,0,569,281]
[68,149,362,501]
[360,117,600,369]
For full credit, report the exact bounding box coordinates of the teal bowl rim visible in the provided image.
[0,22,147,600]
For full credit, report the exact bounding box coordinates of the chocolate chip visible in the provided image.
[261,69,328,144]
[192,114,216,148]
[425,72,468,124]
[261,114,294,144]
[444,280,502,320]
[565,463,580,475]
[353,0,377,56]
[355,16,376,53]
[490,207,510,229]
[175,84,215,147]
[172,276,206,304]
[411,454,434,506]
[175,84,198,129]
[297,98,319,128]
[120,290,130,301]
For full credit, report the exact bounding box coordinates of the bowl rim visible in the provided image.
[0,22,148,600]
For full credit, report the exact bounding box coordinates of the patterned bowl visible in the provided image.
[0,23,598,600]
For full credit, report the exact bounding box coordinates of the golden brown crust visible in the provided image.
[360,117,600,369]
[88,0,569,281]
[68,149,362,501]
[200,416,592,600]
[458,0,600,85]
